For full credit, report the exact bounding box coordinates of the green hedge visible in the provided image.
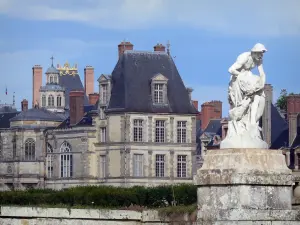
[0,184,197,208]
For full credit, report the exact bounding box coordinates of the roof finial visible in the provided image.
[13,92,15,106]
[167,40,170,56]
[50,56,54,67]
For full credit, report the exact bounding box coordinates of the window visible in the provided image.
[99,155,106,178]
[133,154,143,177]
[53,75,58,83]
[100,107,106,119]
[154,83,164,104]
[48,95,54,107]
[42,95,46,107]
[177,155,187,178]
[155,120,165,142]
[24,138,35,160]
[12,135,17,159]
[57,95,62,107]
[50,75,53,83]
[46,143,54,178]
[155,154,165,177]
[100,128,106,142]
[101,84,108,104]
[133,119,143,142]
[177,121,187,143]
[0,137,2,158]
[60,141,73,178]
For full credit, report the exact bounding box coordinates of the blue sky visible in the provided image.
[0,0,299,115]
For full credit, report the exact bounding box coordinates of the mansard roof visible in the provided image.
[107,51,198,114]
[10,108,64,122]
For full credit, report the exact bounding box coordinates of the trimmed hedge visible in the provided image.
[0,184,197,208]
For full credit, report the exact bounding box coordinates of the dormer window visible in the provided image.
[101,84,108,104]
[97,74,111,106]
[151,73,168,105]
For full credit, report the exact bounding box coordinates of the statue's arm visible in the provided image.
[228,54,248,77]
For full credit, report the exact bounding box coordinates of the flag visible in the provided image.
[5,86,7,95]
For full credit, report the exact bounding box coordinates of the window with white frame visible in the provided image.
[50,75,53,83]
[133,154,143,177]
[42,95,46,107]
[99,155,106,178]
[46,143,54,178]
[60,141,73,178]
[155,154,165,177]
[101,84,108,104]
[177,155,187,178]
[48,95,54,107]
[57,95,62,107]
[100,127,106,142]
[177,121,187,143]
[24,138,35,161]
[133,119,143,142]
[155,120,165,142]
[154,83,164,104]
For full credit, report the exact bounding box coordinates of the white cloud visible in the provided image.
[1,0,300,36]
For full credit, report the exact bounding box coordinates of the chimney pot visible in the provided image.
[154,43,166,52]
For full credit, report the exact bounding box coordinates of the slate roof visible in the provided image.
[203,119,222,135]
[40,84,65,92]
[59,74,89,108]
[107,51,198,114]
[0,112,20,128]
[46,65,59,74]
[10,108,65,122]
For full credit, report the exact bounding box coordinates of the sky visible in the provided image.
[0,0,299,115]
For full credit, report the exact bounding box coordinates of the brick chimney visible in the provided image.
[69,90,84,125]
[89,93,99,105]
[21,99,28,111]
[154,43,166,52]
[118,41,134,58]
[84,65,94,97]
[287,94,300,145]
[32,65,42,108]
[200,101,222,130]
[262,84,273,146]
[192,100,201,120]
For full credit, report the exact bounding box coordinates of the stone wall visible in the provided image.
[0,206,194,225]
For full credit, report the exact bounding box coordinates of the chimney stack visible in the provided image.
[118,41,133,58]
[200,100,222,130]
[89,93,100,105]
[154,43,166,52]
[84,65,94,97]
[186,87,193,102]
[32,65,43,108]
[69,90,84,125]
[287,94,300,145]
[262,84,273,146]
[21,99,28,111]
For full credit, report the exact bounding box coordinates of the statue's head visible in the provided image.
[251,43,267,62]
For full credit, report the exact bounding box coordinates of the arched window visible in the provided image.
[42,95,46,107]
[0,137,3,158]
[53,75,58,84]
[60,141,72,178]
[57,95,62,107]
[24,138,35,161]
[50,75,53,83]
[46,143,54,178]
[48,95,54,107]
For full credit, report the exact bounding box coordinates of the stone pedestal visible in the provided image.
[194,149,300,224]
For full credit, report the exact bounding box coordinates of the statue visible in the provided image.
[220,43,269,149]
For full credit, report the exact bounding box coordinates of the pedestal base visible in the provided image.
[194,149,299,224]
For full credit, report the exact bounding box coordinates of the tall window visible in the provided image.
[100,107,106,119]
[46,143,54,178]
[0,137,2,159]
[42,95,46,107]
[155,120,165,142]
[101,84,108,104]
[177,155,187,178]
[133,119,143,142]
[133,154,143,177]
[24,138,35,161]
[154,83,164,104]
[155,154,165,177]
[50,75,53,83]
[100,128,106,142]
[12,135,17,159]
[48,95,54,107]
[99,155,106,178]
[177,121,187,143]
[57,95,62,107]
[60,141,73,178]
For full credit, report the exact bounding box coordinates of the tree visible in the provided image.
[275,89,288,111]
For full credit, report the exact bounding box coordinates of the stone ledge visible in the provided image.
[197,209,300,221]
